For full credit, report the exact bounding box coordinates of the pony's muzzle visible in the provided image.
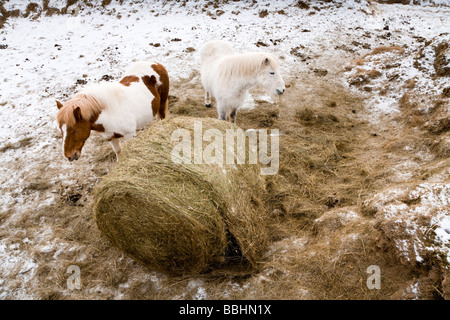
[67,151,80,161]
[276,88,285,95]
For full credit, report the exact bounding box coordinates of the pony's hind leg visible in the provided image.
[230,108,238,123]
[205,92,212,108]
[110,138,122,162]
[221,108,237,123]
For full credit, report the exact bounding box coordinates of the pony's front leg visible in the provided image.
[110,138,122,162]
[218,109,227,121]
[205,92,212,108]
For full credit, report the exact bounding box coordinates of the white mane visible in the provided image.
[218,52,280,81]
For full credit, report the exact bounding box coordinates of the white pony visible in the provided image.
[200,40,285,123]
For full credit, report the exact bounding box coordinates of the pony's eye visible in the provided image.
[72,130,77,134]
[270,72,275,75]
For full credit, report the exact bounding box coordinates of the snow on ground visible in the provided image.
[0,0,449,299]
[370,180,450,265]
[343,11,450,123]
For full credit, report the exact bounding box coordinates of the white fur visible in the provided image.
[200,40,285,122]
[61,124,67,153]
[86,81,154,139]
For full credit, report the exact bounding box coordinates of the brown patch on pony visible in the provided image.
[91,123,105,132]
[107,133,124,141]
[141,63,170,119]
[120,75,139,86]
[151,63,170,119]
[142,75,160,118]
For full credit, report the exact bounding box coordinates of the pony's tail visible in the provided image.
[159,98,168,120]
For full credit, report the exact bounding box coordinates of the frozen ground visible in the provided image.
[0,0,449,299]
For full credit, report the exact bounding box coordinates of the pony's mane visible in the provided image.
[57,92,105,127]
[219,52,279,80]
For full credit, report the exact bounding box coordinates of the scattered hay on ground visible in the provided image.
[5,66,445,299]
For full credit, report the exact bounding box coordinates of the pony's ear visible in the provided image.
[264,57,270,66]
[73,107,82,121]
[56,100,64,109]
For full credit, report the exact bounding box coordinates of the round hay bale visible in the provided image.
[93,116,268,275]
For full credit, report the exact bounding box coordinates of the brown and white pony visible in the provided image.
[56,61,169,162]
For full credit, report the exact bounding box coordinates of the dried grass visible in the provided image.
[362,46,405,59]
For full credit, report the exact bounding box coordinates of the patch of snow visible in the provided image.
[240,93,256,110]
[0,239,39,299]
[375,182,450,265]
[172,278,207,300]
[404,281,421,300]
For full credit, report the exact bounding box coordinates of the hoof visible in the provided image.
[205,104,212,108]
